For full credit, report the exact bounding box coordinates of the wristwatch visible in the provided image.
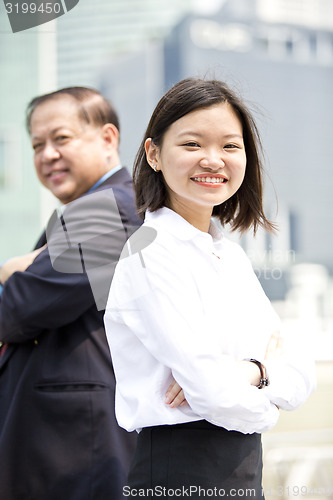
[245,358,270,389]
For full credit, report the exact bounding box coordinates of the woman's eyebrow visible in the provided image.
[223,134,243,140]
[177,131,203,138]
[177,131,243,140]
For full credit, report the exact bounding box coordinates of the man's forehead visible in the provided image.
[30,97,86,135]
[34,95,81,117]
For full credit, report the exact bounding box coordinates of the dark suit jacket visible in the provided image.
[0,168,141,500]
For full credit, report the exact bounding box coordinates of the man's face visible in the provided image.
[30,96,115,204]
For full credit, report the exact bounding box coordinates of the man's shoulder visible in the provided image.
[95,167,141,226]
[97,167,132,192]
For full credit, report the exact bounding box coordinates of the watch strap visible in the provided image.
[246,358,270,389]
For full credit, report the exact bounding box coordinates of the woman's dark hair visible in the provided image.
[133,78,275,234]
[26,86,120,135]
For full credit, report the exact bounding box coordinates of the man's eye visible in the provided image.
[56,136,69,142]
[32,143,43,151]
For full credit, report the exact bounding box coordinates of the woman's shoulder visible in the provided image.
[142,208,200,246]
[220,235,254,269]
[118,211,178,269]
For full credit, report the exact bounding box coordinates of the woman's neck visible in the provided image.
[166,200,212,233]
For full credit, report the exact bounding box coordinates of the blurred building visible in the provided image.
[1,0,332,286]
[100,0,333,286]
[56,0,194,88]
[0,10,57,258]
[257,0,333,30]
[0,0,194,260]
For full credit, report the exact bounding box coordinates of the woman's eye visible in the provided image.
[224,143,240,149]
[184,142,200,148]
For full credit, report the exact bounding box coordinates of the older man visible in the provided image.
[0,87,141,500]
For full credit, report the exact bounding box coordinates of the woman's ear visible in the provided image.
[145,138,160,172]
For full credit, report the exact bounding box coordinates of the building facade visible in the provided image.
[100,0,333,280]
[0,0,194,261]
[56,0,194,88]
[1,0,332,281]
[0,9,55,260]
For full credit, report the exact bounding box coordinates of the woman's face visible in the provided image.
[145,102,247,230]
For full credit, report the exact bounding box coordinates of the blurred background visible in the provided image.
[0,0,332,496]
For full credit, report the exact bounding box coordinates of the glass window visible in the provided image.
[0,130,22,190]
[0,137,5,188]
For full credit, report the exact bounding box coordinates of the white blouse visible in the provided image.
[104,207,315,434]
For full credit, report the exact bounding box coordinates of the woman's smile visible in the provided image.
[191,174,228,187]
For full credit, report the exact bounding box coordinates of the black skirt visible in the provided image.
[127,420,264,499]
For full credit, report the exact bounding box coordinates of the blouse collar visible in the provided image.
[145,207,224,244]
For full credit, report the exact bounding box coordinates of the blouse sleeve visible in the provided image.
[264,337,316,411]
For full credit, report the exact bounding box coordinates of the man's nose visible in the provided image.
[42,142,61,161]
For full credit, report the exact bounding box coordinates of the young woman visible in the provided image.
[104,78,315,498]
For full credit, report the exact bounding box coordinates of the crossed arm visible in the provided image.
[165,330,284,409]
[0,246,297,416]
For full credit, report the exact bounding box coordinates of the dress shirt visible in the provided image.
[88,165,122,192]
[105,207,315,435]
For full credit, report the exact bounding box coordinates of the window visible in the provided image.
[0,137,6,188]
[0,129,22,190]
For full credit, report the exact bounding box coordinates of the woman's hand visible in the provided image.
[236,360,263,387]
[237,331,284,387]
[165,379,188,408]
[264,330,284,360]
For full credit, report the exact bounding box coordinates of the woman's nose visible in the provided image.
[199,152,225,170]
